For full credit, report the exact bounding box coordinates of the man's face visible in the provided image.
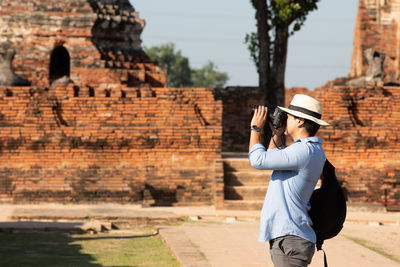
[285,114,303,136]
[285,114,294,135]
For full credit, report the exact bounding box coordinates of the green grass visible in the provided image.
[344,235,400,263]
[0,231,179,267]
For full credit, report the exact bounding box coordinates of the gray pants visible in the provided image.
[269,235,315,267]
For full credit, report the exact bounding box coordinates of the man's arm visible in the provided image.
[249,139,308,170]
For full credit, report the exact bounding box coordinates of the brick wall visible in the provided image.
[0,83,398,206]
[219,83,400,205]
[214,87,265,152]
[0,84,223,205]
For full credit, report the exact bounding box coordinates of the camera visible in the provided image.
[251,105,287,130]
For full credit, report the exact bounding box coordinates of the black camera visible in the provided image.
[251,105,287,130]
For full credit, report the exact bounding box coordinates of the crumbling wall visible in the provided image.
[0,85,222,205]
[314,82,400,206]
[0,0,166,87]
[351,0,400,83]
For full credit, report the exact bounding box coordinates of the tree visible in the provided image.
[145,43,192,87]
[145,43,229,88]
[192,61,229,88]
[245,0,320,107]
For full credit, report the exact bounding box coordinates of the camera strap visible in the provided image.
[271,129,283,150]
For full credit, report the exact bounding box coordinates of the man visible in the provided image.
[248,94,329,267]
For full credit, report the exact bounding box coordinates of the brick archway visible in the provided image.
[49,46,70,83]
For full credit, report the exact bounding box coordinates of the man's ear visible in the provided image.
[297,118,305,127]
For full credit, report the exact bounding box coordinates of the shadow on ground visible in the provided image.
[0,222,172,267]
[0,231,103,267]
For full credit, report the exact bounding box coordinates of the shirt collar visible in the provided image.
[294,137,323,144]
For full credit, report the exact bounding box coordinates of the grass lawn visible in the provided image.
[0,230,179,267]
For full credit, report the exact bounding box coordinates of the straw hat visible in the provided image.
[278,94,329,126]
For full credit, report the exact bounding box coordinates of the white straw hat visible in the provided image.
[278,94,329,126]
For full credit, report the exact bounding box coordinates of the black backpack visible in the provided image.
[309,159,347,266]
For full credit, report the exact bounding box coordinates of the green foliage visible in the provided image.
[192,61,229,88]
[270,0,319,34]
[145,43,192,87]
[145,43,229,88]
[264,0,319,32]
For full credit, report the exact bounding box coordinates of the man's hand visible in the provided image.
[250,105,267,129]
[249,105,268,152]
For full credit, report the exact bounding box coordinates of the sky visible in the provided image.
[131,0,358,90]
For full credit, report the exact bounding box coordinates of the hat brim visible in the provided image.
[278,106,329,126]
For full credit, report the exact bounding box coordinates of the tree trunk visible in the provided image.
[269,25,288,107]
[251,0,270,106]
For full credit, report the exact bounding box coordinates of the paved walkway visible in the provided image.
[0,204,399,267]
[160,221,400,267]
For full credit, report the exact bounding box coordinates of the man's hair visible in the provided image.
[303,119,320,136]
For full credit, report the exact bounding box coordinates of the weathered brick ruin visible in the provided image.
[0,0,223,205]
[0,0,165,87]
[323,0,400,207]
[351,0,400,83]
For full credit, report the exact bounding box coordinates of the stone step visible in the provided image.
[223,200,264,211]
[224,185,267,201]
[224,171,272,186]
[223,159,274,172]
[223,158,254,172]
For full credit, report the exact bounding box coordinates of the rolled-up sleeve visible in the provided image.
[248,142,309,171]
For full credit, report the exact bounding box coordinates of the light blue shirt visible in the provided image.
[248,137,326,243]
